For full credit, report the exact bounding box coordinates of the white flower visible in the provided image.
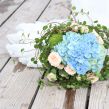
[64,65,76,75]
[93,30,104,44]
[48,52,62,67]
[87,73,99,84]
[46,73,57,82]
[80,26,89,33]
[72,26,79,32]
[57,64,64,69]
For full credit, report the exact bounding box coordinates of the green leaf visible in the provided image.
[94,20,98,23]
[72,6,76,10]
[31,57,35,61]
[102,26,107,30]
[21,48,24,52]
[50,68,57,74]
[34,60,37,64]
[43,25,48,30]
[49,34,63,48]
[81,9,83,13]
[35,38,40,43]
[75,12,78,16]
[34,44,39,48]
[67,22,72,26]
[83,21,86,25]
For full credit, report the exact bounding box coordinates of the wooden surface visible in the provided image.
[0,59,41,109]
[88,81,109,109]
[0,0,25,26]
[0,0,108,109]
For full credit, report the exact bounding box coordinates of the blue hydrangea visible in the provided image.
[54,31,106,75]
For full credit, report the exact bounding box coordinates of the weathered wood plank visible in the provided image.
[39,0,71,21]
[31,86,66,109]
[0,0,50,69]
[32,0,88,109]
[88,81,109,109]
[0,54,10,72]
[32,86,88,109]
[74,88,88,109]
[0,59,42,109]
[0,0,25,26]
[0,0,52,108]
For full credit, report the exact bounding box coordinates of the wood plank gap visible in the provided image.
[28,72,46,109]
[85,86,91,109]
[0,57,11,72]
[28,0,53,108]
[35,0,52,21]
[0,0,26,27]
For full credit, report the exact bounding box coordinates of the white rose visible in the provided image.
[48,52,62,67]
[80,26,89,33]
[72,26,79,32]
[47,73,57,82]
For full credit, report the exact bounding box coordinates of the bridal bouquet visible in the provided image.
[25,7,109,89]
[31,7,109,89]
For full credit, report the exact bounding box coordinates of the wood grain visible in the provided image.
[31,86,66,109]
[0,59,42,109]
[88,81,109,109]
[39,0,71,21]
[0,0,51,108]
[0,0,50,69]
[0,0,25,26]
[0,54,10,72]
[74,88,88,109]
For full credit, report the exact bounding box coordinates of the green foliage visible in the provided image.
[99,56,109,80]
[49,34,62,48]
[58,74,91,89]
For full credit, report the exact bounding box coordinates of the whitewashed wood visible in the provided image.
[32,86,66,109]
[39,0,71,21]
[88,81,109,109]
[0,0,51,108]
[74,88,88,109]
[0,59,42,109]
[0,54,10,71]
[32,86,88,109]
[32,0,88,109]
[0,0,50,69]
[0,0,25,25]
[0,0,50,54]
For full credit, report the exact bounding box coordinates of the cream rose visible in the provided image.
[48,52,62,67]
[47,73,57,82]
[64,65,76,75]
[87,73,99,84]
[72,25,79,32]
[80,26,89,33]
